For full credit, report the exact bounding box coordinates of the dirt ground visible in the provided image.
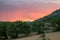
[14,32,60,40]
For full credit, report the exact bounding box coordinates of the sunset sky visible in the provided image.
[0,0,60,21]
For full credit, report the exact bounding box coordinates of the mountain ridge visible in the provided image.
[34,9,60,22]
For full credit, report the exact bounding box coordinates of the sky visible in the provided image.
[0,0,60,21]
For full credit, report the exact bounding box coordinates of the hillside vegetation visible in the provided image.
[0,9,60,40]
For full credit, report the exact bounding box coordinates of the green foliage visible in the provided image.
[0,21,32,39]
[22,22,31,36]
[0,22,9,39]
[0,9,60,39]
[51,18,60,31]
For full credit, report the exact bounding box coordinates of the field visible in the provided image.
[14,32,60,40]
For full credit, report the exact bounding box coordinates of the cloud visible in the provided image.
[0,0,60,21]
[0,0,59,12]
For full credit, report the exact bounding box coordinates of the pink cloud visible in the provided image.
[0,0,60,21]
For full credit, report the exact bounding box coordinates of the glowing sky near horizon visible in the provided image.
[0,0,60,21]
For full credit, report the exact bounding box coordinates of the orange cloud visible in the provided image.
[0,0,60,21]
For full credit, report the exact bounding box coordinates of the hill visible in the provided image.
[35,9,60,22]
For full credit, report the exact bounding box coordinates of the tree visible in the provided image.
[8,22,19,38]
[22,22,31,36]
[51,18,60,31]
[0,22,9,39]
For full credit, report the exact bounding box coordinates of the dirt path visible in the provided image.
[15,32,60,40]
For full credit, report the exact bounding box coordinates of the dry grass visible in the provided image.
[13,32,60,40]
